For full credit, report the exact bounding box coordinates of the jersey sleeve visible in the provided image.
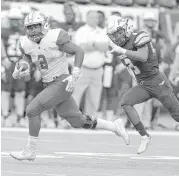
[133,31,152,48]
[56,29,70,46]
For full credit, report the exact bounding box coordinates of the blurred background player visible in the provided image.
[10,11,129,161]
[1,39,11,126]
[107,17,179,154]
[1,8,27,127]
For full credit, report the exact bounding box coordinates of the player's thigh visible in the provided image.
[121,85,151,106]
[155,84,179,117]
[26,80,71,117]
[55,96,84,128]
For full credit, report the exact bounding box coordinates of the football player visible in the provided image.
[1,8,26,127]
[107,18,179,154]
[10,11,129,161]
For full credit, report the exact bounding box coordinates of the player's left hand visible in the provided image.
[108,39,126,55]
[62,67,82,92]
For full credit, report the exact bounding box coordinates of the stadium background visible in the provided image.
[1,0,179,130]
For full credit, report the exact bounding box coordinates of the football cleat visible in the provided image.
[114,119,130,145]
[10,147,36,161]
[137,135,152,154]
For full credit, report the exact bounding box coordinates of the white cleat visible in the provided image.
[114,119,130,145]
[137,135,152,154]
[10,147,36,161]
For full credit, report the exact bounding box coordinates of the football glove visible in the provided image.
[62,67,82,92]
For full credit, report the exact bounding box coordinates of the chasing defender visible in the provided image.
[107,17,179,154]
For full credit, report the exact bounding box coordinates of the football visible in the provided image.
[17,61,29,71]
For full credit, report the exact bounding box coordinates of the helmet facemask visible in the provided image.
[25,23,44,43]
[107,18,132,47]
[108,27,128,46]
[24,11,49,43]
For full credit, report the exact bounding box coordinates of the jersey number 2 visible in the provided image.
[38,55,48,69]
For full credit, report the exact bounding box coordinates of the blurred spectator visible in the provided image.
[73,10,108,116]
[97,10,106,29]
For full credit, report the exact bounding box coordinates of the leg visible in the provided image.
[55,96,129,144]
[10,77,72,161]
[1,91,11,126]
[14,91,25,125]
[121,85,151,134]
[150,72,179,123]
[121,85,152,154]
[155,83,179,123]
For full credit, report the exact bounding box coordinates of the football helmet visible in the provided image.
[24,11,49,42]
[107,17,133,46]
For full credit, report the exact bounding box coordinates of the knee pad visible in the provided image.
[82,115,97,129]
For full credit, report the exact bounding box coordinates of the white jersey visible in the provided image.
[20,29,69,82]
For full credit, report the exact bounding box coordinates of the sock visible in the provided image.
[96,118,115,132]
[27,136,38,149]
[134,122,149,137]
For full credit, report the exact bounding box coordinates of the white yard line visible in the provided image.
[2,171,66,176]
[1,152,63,159]
[53,151,179,160]
[2,128,179,136]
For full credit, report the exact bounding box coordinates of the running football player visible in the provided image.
[10,11,129,161]
[107,17,179,154]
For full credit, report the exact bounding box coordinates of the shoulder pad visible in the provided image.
[133,31,151,47]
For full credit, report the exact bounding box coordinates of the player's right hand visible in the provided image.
[62,67,82,92]
[12,62,30,79]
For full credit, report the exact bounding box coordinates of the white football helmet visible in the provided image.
[24,11,49,42]
[107,17,133,46]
